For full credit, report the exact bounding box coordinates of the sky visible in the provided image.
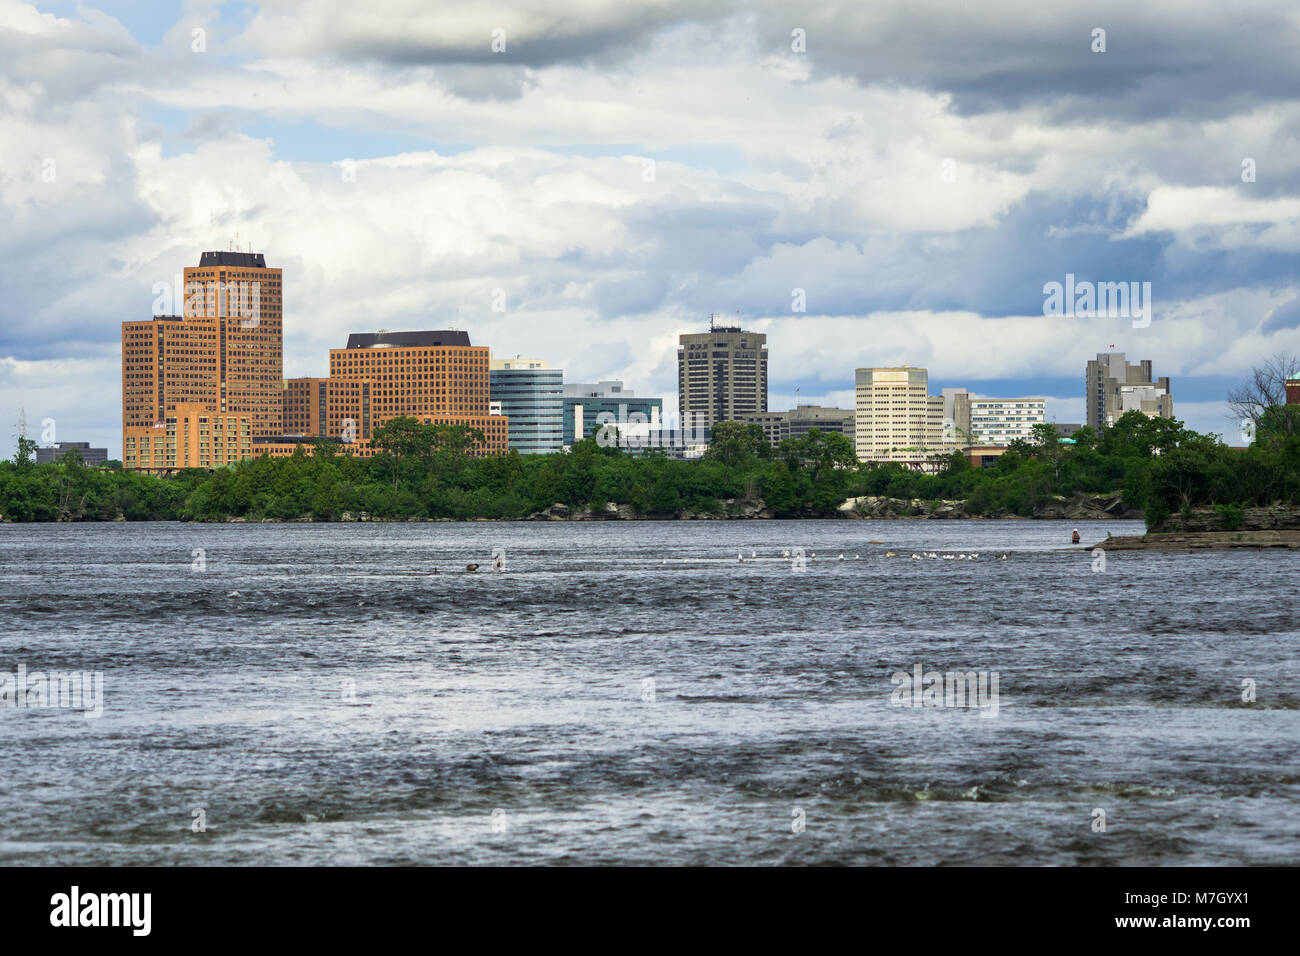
[2,0,1299,459]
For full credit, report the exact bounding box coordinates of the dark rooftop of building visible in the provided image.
[346,331,472,349]
[198,251,268,268]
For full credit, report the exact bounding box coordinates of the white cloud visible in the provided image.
[1124,186,1300,247]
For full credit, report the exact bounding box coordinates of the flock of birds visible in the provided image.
[734,550,860,562]
[731,549,1009,562]
[905,551,1008,560]
[430,550,1011,573]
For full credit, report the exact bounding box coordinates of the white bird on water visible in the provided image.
[782,549,790,558]
[838,553,845,561]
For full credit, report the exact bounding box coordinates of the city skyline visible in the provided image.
[5,1,1299,458]
[103,243,1164,469]
[25,242,1191,462]
[23,237,1189,461]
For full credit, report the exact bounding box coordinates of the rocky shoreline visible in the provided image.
[1094,530,1300,551]
[1093,504,1300,550]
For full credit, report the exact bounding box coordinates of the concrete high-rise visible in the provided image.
[737,405,854,447]
[1086,353,1173,427]
[854,367,945,465]
[35,442,109,465]
[677,322,768,429]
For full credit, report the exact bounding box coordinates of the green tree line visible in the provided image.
[3,408,1298,525]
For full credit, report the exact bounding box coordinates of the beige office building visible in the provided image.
[677,323,768,429]
[854,367,946,465]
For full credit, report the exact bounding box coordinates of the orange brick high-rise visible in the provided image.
[123,250,282,472]
[283,377,330,437]
[183,251,283,437]
[325,331,506,457]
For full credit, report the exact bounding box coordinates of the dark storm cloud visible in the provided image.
[753,2,1300,120]
[1260,296,1300,334]
[241,0,733,71]
[247,2,1300,117]
[333,18,681,69]
[695,188,1300,324]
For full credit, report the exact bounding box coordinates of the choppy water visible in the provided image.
[0,519,1296,865]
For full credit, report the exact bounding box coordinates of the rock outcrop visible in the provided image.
[1094,529,1300,551]
[837,492,1141,520]
[524,498,773,520]
[1149,504,1300,534]
[838,496,972,518]
[1032,492,1142,520]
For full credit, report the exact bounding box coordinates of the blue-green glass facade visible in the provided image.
[563,397,664,446]
[490,366,564,454]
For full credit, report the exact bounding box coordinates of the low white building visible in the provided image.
[943,388,1046,445]
[969,397,1046,444]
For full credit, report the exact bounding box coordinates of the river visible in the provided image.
[0,519,1295,864]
